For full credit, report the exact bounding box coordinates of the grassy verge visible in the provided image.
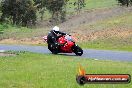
[0,0,118,39]
[77,12,132,51]
[0,1,130,52]
[83,0,117,9]
[78,39,132,52]
[67,0,117,15]
[0,24,49,40]
[82,12,132,30]
[36,0,118,19]
[0,52,132,88]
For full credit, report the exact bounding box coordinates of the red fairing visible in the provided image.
[58,36,75,53]
[43,36,47,42]
[44,34,83,56]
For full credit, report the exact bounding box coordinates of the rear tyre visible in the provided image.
[48,44,59,54]
[51,50,58,54]
[72,45,83,56]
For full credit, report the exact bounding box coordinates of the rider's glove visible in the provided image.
[59,43,65,46]
[59,42,67,46]
[66,34,71,36]
[55,42,63,46]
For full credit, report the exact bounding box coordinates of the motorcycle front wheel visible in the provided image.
[72,45,83,56]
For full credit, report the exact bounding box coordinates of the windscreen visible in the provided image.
[65,35,74,42]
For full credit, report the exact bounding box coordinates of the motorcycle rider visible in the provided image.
[47,26,67,53]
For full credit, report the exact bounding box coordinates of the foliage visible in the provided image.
[0,0,86,26]
[0,28,4,34]
[45,0,68,24]
[0,23,9,34]
[0,0,37,27]
[33,0,46,20]
[73,0,86,13]
[117,0,132,6]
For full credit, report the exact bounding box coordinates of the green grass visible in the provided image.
[78,38,132,52]
[91,12,132,30]
[85,0,117,9]
[0,52,132,88]
[0,12,132,51]
[78,12,132,32]
[0,0,118,38]
[0,0,131,52]
[0,0,118,20]
[77,12,132,51]
[68,0,117,10]
[66,0,117,16]
[39,0,118,19]
[0,24,49,40]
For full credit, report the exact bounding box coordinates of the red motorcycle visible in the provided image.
[43,35,83,56]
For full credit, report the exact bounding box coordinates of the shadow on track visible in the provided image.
[48,53,77,57]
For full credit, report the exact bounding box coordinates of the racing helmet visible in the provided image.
[52,26,59,34]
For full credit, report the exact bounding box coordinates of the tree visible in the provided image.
[0,0,37,27]
[34,0,46,20]
[0,0,86,26]
[45,0,68,24]
[117,0,132,6]
[74,0,86,13]
[0,0,69,26]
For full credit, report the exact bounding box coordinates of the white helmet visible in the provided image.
[53,26,59,31]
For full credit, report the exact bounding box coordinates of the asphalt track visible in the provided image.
[0,44,132,61]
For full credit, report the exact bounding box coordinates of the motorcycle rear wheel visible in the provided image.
[48,44,59,54]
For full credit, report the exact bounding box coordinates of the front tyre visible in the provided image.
[73,45,83,56]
